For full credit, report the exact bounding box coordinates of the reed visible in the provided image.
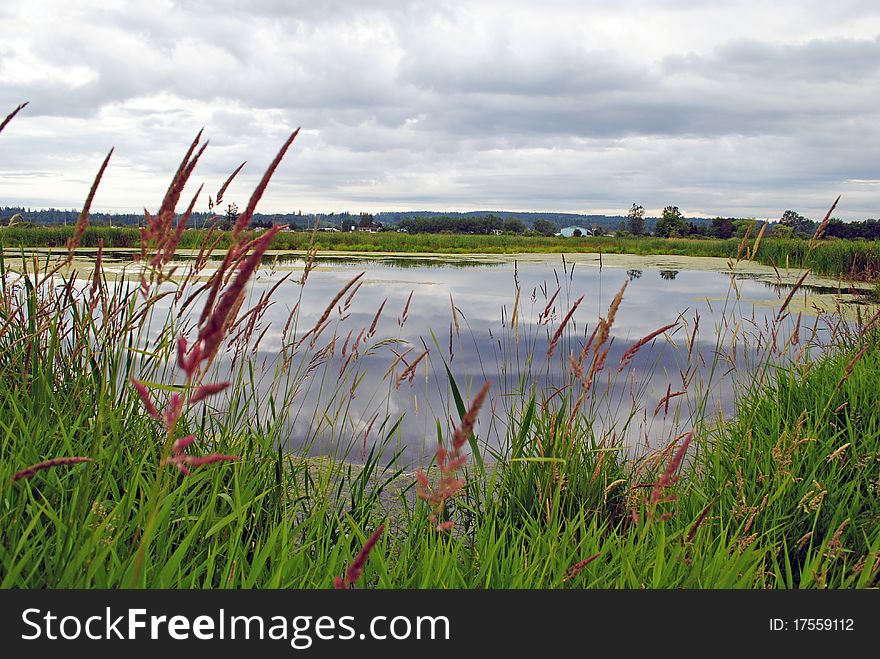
[1,107,877,589]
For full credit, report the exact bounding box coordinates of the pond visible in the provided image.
[52,250,864,466]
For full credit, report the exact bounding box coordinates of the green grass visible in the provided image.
[4,225,879,281]
[1,239,877,588]
[1,121,877,588]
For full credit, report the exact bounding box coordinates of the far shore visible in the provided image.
[10,246,877,319]
[17,244,876,287]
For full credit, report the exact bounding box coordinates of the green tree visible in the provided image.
[533,219,557,236]
[710,217,735,239]
[503,218,527,234]
[780,210,805,227]
[218,202,239,231]
[627,203,646,236]
[732,219,754,237]
[780,210,816,238]
[654,205,687,237]
[771,224,794,239]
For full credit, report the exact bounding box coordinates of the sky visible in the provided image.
[1,0,879,220]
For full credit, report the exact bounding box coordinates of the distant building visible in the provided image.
[353,220,384,233]
[559,226,593,237]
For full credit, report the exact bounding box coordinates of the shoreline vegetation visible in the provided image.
[2,225,879,283]
[2,112,879,588]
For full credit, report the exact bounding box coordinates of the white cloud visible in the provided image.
[1,0,878,219]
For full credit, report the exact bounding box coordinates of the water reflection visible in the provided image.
[218,256,835,464]
[268,254,507,270]
[69,248,507,271]
[54,250,840,467]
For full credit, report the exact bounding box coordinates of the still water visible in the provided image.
[96,251,849,466]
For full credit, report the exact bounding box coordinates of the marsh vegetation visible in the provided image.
[1,110,878,589]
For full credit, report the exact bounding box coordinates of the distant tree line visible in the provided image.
[823,218,880,240]
[397,214,527,234]
[0,206,150,227]
[0,206,301,230]
[377,210,626,230]
[618,204,880,241]
[3,205,878,241]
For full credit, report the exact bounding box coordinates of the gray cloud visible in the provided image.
[1,0,879,220]
[665,37,880,83]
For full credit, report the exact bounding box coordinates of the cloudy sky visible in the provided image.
[1,0,879,220]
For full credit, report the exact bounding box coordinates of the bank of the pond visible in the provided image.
[14,247,878,322]
[2,300,878,587]
[3,225,880,281]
